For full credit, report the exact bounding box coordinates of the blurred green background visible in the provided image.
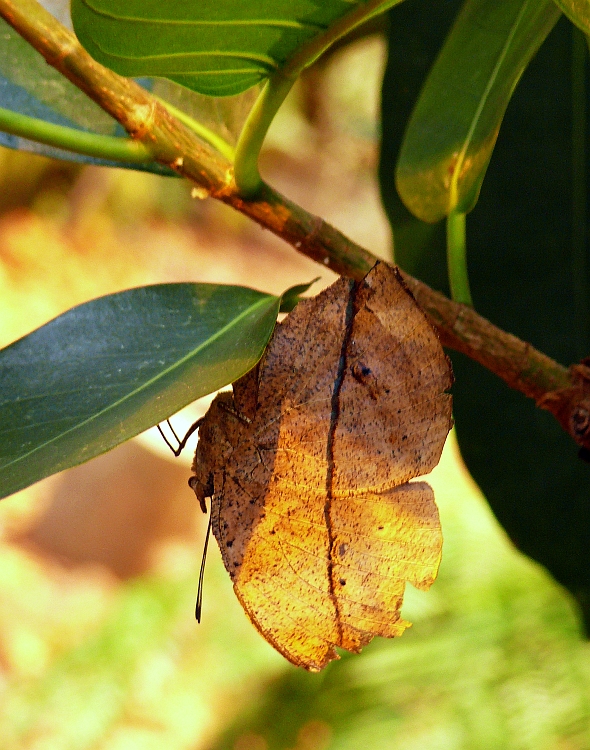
[0,29,589,750]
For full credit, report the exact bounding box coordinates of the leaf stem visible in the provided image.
[446,211,473,306]
[233,73,296,196]
[0,105,152,163]
[234,0,403,196]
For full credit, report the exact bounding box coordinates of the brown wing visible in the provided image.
[224,478,441,670]
[328,481,441,641]
[211,278,352,669]
[332,264,453,492]
[203,263,451,670]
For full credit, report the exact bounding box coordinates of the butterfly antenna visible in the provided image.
[195,509,212,623]
[157,417,204,457]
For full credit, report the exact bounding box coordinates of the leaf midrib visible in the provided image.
[85,44,279,68]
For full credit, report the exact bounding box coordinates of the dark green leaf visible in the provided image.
[395,0,560,223]
[278,278,319,313]
[379,0,462,287]
[0,283,282,500]
[71,0,392,97]
[553,0,590,35]
[383,16,590,626]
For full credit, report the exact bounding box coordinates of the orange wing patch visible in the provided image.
[191,262,453,671]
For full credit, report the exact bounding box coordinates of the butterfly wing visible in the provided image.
[332,263,453,493]
[211,278,351,669]
[204,263,451,670]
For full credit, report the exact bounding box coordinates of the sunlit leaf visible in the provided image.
[0,283,282,500]
[388,16,590,627]
[0,1,255,170]
[553,0,590,34]
[395,0,560,223]
[379,0,460,282]
[71,0,396,97]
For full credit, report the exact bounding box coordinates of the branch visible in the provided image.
[1,0,589,452]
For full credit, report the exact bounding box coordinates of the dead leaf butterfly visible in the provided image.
[190,262,453,671]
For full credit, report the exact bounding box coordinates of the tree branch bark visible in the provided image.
[1,0,589,451]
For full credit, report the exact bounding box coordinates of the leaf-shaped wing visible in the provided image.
[193,263,452,670]
[333,263,453,490]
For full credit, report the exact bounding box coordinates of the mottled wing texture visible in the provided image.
[333,264,453,490]
[192,263,453,670]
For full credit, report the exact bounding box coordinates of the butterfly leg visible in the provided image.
[157,417,204,457]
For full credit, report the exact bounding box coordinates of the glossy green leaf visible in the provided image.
[0,283,282,500]
[70,0,395,97]
[395,0,560,223]
[278,278,319,312]
[0,2,171,173]
[384,16,590,627]
[554,0,590,34]
[0,1,254,171]
[379,0,461,286]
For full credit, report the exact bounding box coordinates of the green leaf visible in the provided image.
[385,16,590,627]
[395,0,560,223]
[553,0,590,34]
[0,11,171,173]
[70,0,395,97]
[379,0,460,288]
[278,278,319,313]
[0,283,282,500]
[0,2,254,171]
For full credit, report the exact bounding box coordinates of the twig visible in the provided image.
[1,0,589,451]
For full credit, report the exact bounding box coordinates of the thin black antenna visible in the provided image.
[196,510,212,623]
[157,417,204,457]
